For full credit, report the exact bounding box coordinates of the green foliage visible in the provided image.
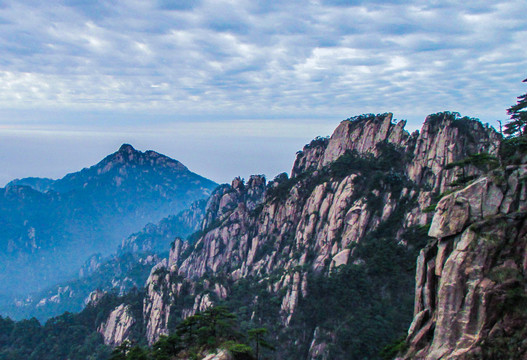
[267,141,414,234]
[504,78,527,137]
[109,341,131,360]
[500,136,527,165]
[379,336,408,360]
[425,111,459,127]
[225,342,255,360]
[500,77,527,165]
[0,312,111,360]
[281,214,430,359]
[299,136,330,154]
[248,327,274,360]
[266,173,298,202]
[345,113,390,123]
[445,153,499,173]
[125,346,148,360]
[422,204,437,213]
[448,174,477,187]
[151,334,183,360]
[488,267,522,284]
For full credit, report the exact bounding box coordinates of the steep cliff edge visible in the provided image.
[134,112,501,358]
[405,165,527,359]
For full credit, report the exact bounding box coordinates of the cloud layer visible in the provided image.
[0,0,526,123]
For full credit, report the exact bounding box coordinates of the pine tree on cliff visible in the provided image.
[504,77,527,137]
[248,327,274,360]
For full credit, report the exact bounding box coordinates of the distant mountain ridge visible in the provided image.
[0,195,209,322]
[2,112,526,360]
[9,144,193,193]
[0,144,217,297]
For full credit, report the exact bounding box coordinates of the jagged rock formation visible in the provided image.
[85,289,106,307]
[98,303,136,346]
[405,165,527,359]
[133,112,502,358]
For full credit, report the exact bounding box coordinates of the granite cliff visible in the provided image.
[95,112,506,359]
[404,165,527,359]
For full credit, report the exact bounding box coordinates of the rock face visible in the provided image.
[133,112,503,355]
[85,289,105,307]
[98,303,136,346]
[405,165,527,359]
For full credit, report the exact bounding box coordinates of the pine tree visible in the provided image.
[248,328,274,360]
[504,78,527,137]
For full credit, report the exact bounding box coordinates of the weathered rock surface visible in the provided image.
[202,349,232,360]
[405,165,527,359]
[85,289,106,307]
[98,303,136,346]
[135,112,503,354]
[143,261,171,343]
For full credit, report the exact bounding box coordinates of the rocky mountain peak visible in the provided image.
[292,113,410,177]
[99,144,187,174]
[136,112,506,350]
[231,177,245,191]
[118,143,136,154]
[0,144,217,297]
[408,112,501,192]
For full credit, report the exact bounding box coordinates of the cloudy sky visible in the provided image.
[0,0,526,186]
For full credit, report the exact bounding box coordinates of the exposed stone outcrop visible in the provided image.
[202,349,232,360]
[405,165,527,359]
[138,113,502,352]
[143,261,171,343]
[168,238,189,270]
[85,289,105,307]
[98,303,136,346]
[406,114,500,192]
[321,113,409,166]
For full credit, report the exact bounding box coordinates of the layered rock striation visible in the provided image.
[405,165,527,359]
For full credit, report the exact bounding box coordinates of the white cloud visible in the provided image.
[0,0,525,123]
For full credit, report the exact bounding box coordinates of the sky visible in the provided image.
[0,0,526,186]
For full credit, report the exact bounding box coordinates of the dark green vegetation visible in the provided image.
[0,144,216,298]
[4,87,527,360]
[0,302,271,360]
[500,78,527,164]
[504,78,527,138]
[118,306,274,360]
[268,139,410,206]
[279,219,430,359]
[0,290,145,360]
[224,135,429,359]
